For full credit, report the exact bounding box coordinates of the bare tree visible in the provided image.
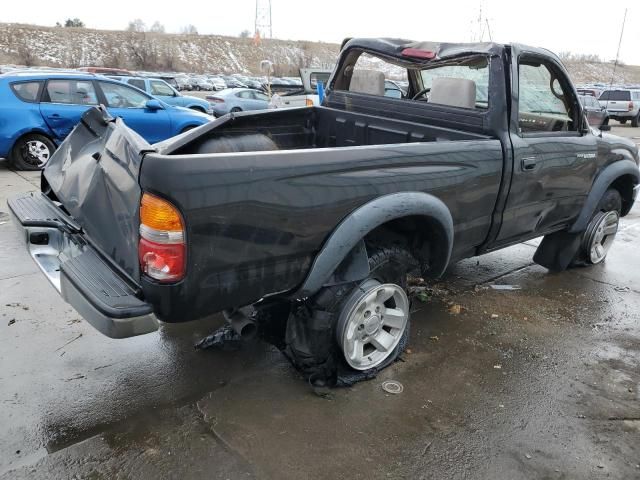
[160,41,181,70]
[127,19,146,33]
[150,21,165,34]
[124,32,159,69]
[64,18,85,28]
[181,25,198,35]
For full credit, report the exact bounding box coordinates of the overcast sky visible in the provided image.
[5,0,640,64]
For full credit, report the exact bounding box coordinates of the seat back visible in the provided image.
[349,70,385,96]
[430,77,477,109]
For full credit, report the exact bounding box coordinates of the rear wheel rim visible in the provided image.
[338,280,409,370]
[586,211,619,264]
[22,140,51,167]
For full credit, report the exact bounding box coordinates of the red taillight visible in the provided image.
[207,97,225,103]
[629,101,634,111]
[139,238,185,282]
[139,193,185,283]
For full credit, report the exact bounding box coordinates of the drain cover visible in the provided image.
[381,380,404,394]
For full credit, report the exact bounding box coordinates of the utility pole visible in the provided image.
[255,0,272,39]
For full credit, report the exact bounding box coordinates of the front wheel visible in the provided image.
[9,134,56,171]
[284,246,417,385]
[571,188,621,266]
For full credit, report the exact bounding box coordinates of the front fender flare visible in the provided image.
[569,159,639,233]
[294,192,454,298]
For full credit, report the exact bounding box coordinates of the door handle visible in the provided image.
[522,157,538,171]
[47,114,61,119]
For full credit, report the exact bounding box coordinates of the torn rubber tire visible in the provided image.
[284,246,417,387]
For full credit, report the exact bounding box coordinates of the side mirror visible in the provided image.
[600,124,611,132]
[145,99,163,110]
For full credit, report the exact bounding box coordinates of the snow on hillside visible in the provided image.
[1,23,639,84]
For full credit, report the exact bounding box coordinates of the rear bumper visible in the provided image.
[7,192,158,339]
[609,111,638,119]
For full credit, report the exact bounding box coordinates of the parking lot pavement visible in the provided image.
[1,124,639,479]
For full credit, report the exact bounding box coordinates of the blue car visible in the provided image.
[0,71,212,170]
[111,76,213,114]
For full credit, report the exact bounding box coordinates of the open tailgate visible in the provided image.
[43,106,155,280]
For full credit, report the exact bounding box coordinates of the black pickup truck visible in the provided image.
[9,38,639,381]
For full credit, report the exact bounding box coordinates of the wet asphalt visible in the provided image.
[0,125,639,479]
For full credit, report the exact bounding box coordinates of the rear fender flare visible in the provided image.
[568,159,639,233]
[294,192,454,298]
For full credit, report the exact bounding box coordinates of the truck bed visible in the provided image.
[165,106,489,155]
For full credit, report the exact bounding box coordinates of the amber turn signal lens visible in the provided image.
[306,98,314,107]
[140,193,183,232]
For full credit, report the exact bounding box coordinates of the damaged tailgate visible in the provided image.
[8,107,158,338]
[43,106,155,280]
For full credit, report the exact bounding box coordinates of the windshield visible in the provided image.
[420,57,490,108]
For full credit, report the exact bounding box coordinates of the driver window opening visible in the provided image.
[518,60,575,134]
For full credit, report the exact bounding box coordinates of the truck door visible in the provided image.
[39,79,99,141]
[496,49,598,244]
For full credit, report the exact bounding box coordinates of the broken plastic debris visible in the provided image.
[195,324,243,351]
[429,336,439,342]
[494,364,502,369]
[490,284,521,290]
[381,380,404,394]
[491,314,499,318]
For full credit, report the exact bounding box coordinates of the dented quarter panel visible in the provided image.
[139,139,503,322]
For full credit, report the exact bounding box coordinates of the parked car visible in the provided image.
[579,94,609,127]
[8,39,639,387]
[208,76,227,91]
[112,76,213,114]
[0,71,211,170]
[221,76,247,88]
[193,78,214,91]
[598,89,640,127]
[207,88,270,116]
[76,66,131,76]
[577,87,603,98]
[175,76,193,91]
[384,79,405,98]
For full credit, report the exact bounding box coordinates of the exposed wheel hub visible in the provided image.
[24,140,51,167]
[337,280,409,370]
[584,210,619,264]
